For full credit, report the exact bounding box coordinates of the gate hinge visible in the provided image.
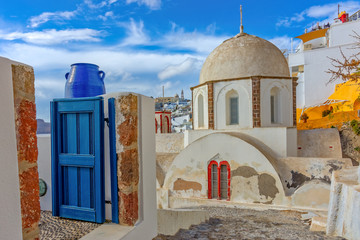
[104,117,109,127]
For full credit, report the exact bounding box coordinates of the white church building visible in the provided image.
[157,27,352,210]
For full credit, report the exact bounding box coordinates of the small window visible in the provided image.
[270,87,280,124]
[226,90,239,125]
[230,97,239,125]
[211,164,218,199]
[208,161,231,200]
[220,165,228,199]
[198,94,204,128]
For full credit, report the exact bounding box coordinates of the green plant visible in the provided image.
[300,113,309,123]
[350,120,360,135]
[355,146,360,152]
[322,109,332,117]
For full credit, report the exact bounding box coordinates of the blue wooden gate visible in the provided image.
[51,97,105,223]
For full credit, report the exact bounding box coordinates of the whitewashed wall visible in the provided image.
[288,21,360,109]
[213,80,252,129]
[163,133,287,206]
[0,57,23,240]
[260,78,293,127]
[37,134,52,211]
[185,127,297,158]
[192,85,208,130]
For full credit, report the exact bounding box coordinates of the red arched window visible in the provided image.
[219,161,231,200]
[208,161,230,200]
[165,116,170,133]
[155,119,158,133]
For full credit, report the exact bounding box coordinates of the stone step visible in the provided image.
[310,216,327,232]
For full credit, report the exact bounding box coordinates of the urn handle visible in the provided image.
[99,71,105,81]
[65,72,69,79]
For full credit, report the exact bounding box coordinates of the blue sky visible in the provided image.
[0,0,359,120]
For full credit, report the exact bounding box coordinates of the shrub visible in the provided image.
[300,113,309,123]
[322,109,332,117]
[350,120,360,135]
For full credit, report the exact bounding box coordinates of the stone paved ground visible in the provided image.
[39,211,100,240]
[154,207,345,240]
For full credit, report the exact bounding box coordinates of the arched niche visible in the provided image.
[215,83,251,129]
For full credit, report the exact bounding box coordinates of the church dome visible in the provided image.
[199,33,290,84]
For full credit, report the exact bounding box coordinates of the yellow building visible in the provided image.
[297,79,360,130]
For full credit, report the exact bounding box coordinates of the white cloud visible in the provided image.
[158,57,202,80]
[98,11,115,21]
[84,0,108,9]
[267,36,300,51]
[29,10,77,28]
[126,0,161,10]
[85,0,118,8]
[119,18,150,46]
[276,1,360,27]
[159,23,228,54]
[0,29,102,45]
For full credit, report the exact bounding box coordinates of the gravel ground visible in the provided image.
[154,207,345,240]
[39,211,100,240]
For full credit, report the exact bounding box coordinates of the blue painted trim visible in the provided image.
[59,154,95,167]
[51,97,105,223]
[94,98,105,223]
[50,101,59,216]
[108,98,119,224]
[60,206,96,222]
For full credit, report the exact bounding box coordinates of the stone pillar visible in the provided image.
[252,77,261,127]
[12,64,41,240]
[207,83,214,129]
[0,57,40,240]
[292,77,298,127]
[114,94,140,226]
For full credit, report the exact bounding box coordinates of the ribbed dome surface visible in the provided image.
[199,33,290,84]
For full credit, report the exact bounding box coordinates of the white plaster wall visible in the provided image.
[288,42,358,109]
[0,56,23,240]
[37,134,52,211]
[192,85,208,130]
[213,80,252,129]
[298,129,342,158]
[260,78,293,127]
[329,20,360,47]
[102,93,157,239]
[123,95,157,239]
[163,133,287,206]
[291,180,330,210]
[185,127,296,158]
[327,167,360,239]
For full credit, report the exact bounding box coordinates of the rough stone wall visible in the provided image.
[12,64,40,240]
[115,94,139,226]
[292,77,297,127]
[277,157,352,195]
[156,133,184,153]
[252,77,261,127]
[207,82,214,129]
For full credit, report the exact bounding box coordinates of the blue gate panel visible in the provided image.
[51,97,104,223]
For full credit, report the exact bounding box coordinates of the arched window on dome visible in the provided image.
[208,161,231,200]
[198,94,204,128]
[226,90,239,125]
[270,87,281,124]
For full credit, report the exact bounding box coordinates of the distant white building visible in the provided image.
[288,10,360,110]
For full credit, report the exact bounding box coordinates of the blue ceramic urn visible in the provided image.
[64,63,106,98]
